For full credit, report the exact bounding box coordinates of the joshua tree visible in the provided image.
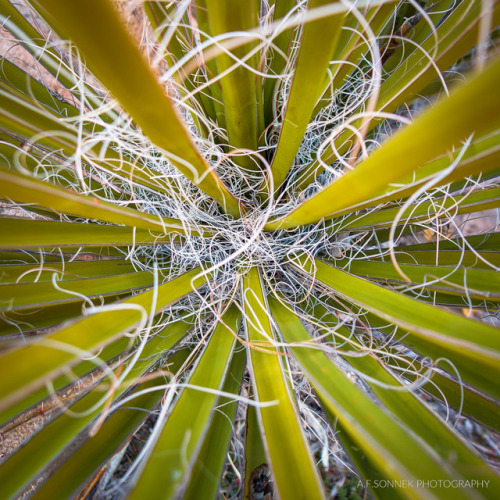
[0,0,499,498]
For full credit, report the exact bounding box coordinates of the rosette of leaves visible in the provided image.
[0,0,499,499]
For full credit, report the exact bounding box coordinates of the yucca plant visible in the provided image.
[0,0,499,498]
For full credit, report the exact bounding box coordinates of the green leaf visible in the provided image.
[183,346,246,499]
[262,0,297,125]
[130,306,240,500]
[288,255,500,393]
[30,0,241,216]
[270,297,499,498]
[0,59,80,120]
[310,3,396,118]
[187,0,227,129]
[0,324,191,499]
[0,0,114,118]
[309,308,499,479]
[360,249,500,270]
[331,418,404,500]
[28,347,193,500]
[0,126,174,199]
[205,0,260,165]
[266,53,500,229]
[1,0,499,497]
[31,385,159,499]
[381,351,500,435]
[296,0,500,189]
[269,0,346,191]
[345,305,500,403]
[0,266,208,413]
[417,370,500,435]
[380,0,457,76]
[307,299,500,438]
[0,258,136,284]
[334,129,500,220]
[0,165,209,236]
[243,402,270,500]
[376,0,500,123]
[401,232,500,252]
[242,266,325,499]
[333,257,500,301]
[0,218,180,249]
[0,301,92,336]
[340,186,500,232]
[0,86,78,154]
[0,270,155,311]
[0,333,132,425]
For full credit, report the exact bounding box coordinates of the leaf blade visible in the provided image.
[242,266,325,500]
[30,0,241,216]
[267,53,500,229]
